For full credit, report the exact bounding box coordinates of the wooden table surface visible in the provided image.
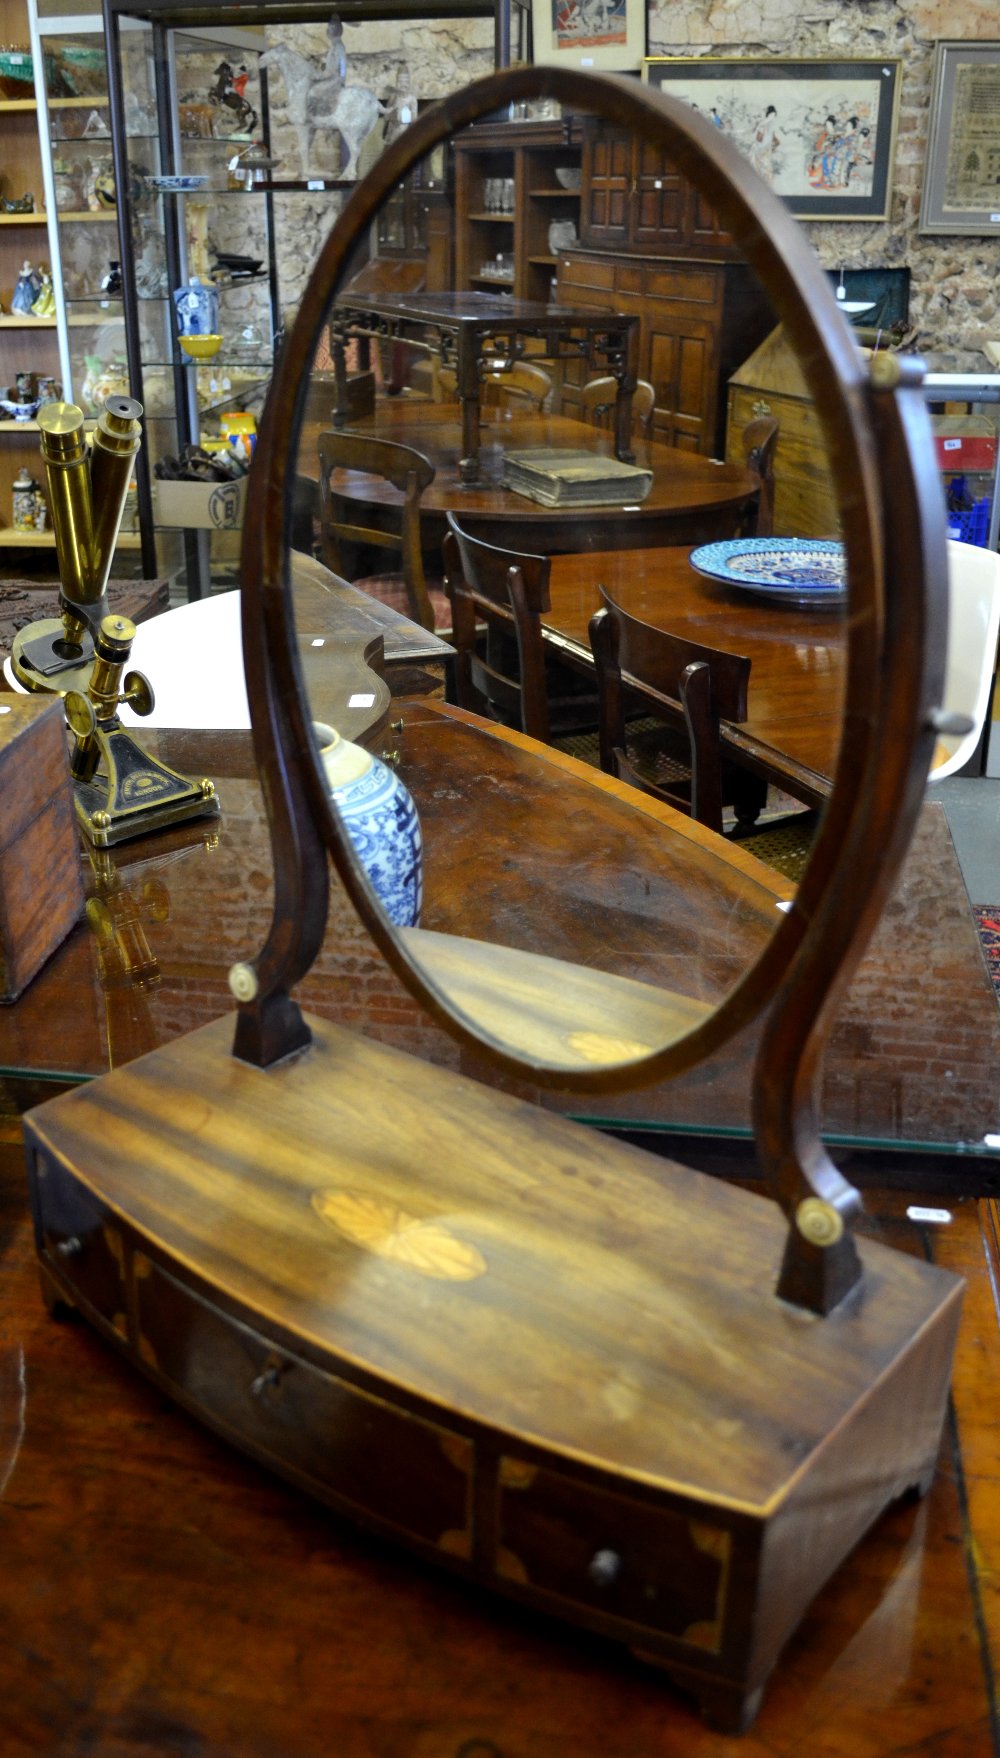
[297,403,758,552]
[2,703,999,1177]
[1,1125,997,1756]
[544,544,846,803]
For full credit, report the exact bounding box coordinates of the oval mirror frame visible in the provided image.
[234,64,946,1097]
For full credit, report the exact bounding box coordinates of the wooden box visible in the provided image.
[0,696,83,1002]
[726,325,841,538]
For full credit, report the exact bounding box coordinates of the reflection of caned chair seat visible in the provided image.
[590,582,818,882]
[928,540,1000,781]
[444,514,598,745]
[581,376,655,441]
[316,430,449,633]
[434,360,553,412]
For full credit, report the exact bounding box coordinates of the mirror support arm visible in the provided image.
[758,357,950,1315]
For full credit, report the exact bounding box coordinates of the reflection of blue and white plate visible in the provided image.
[689,537,847,607]
[145,174,208,193]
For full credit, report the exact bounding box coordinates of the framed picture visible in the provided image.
[920,41,1000,235]
[531,0,645,74]
[643,57,901,220]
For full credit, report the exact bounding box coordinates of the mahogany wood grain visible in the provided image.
[21,1015,962,1730]
[0,698,84,1002]
[297,404,758,553]
[1,1137,994,1757]
[545,543,845,802]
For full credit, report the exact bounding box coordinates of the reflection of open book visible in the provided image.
[500,448,653,507]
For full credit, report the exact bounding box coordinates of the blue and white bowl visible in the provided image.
[314,722,422,929]
[146,174,208,194]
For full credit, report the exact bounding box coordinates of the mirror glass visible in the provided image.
[286,98,848,1076]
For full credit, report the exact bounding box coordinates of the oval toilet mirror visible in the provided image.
[240,65,885,1092]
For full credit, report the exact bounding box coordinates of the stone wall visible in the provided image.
[647,0,1000,369]
[264,1,999,368]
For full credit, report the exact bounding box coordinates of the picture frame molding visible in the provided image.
[919,39,1000,236]
[642,55,901,222]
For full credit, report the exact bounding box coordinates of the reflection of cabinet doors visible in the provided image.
[580,125,732,254]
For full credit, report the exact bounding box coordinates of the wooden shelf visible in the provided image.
[59,209,117,222]
[0,96,110,113]
[0,313,56,328]
[0,526,141,548]
[0,212,47,225]
[469,211,514,223]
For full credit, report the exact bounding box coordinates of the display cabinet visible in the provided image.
[453,116,582,304]
[0,0,141,566]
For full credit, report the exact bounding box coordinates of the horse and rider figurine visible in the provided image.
[209,61,258,136]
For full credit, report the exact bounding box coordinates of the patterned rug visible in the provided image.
[975,907,1000,1000]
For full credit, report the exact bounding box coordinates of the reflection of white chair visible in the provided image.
[929,540,1000,782]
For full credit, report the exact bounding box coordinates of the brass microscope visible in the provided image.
[12,397,219,848]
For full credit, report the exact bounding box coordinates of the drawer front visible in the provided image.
[135,1253,473,1553]
[557,252,616,293]
[644,264,722,309]
[32,1152,127,1330]
[496,1456,731,1652]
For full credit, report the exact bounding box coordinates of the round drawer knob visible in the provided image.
[54,1236,83,1258]
[587,1547,622,1587]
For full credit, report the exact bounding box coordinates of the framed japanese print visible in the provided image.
[919,41,1000,235]
[643,57,900,220]
[531,0,645,73]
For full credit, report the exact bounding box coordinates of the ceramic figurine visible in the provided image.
[83,106,111,137]
[100,261,123,298]
[382,66,416,145]
[314,722,422,927]
[208,59,257,135]
[0,191,35,214]
[30,269,55,318]
[173,277,219,337]
[12,467,40,531]
[87,159,116,211]
[37,376,62,405]
[11,263,40,314]
[258,18,382,180]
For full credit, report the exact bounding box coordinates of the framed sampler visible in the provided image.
[919,40,1000,234]
[643,56,900,219]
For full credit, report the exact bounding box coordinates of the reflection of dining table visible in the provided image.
[298,404,759,553]
[329,289,640,481]
[544,544,846,805]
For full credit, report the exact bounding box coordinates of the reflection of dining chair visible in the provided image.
[444,514,596,744]
[928,539,1000,781]
[435,361,553,412]
[581,376,655,441]
[589,583,818,881]
[316,430,449,632]
[740,415,779,536]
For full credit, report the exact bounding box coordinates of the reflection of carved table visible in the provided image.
[329,290,640,481]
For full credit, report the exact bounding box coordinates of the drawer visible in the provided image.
[644,265,722,308]
[32,1153,127,1329]
[496,1456,731,1652]
[135,1252,473,1552]
[558,252,616,292]
[615,265,644,295]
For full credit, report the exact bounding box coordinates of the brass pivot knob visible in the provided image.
[123,670,155,717]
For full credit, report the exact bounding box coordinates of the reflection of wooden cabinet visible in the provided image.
[453,120,582,304]
[557,250,773,455]
[725,326,840,538]
[580,122,733,256]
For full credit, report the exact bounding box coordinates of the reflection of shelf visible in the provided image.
[0,526,141,548]
[470,275,514,287]
[528,254,558,266]
[470,211,514,222]
[59,208,117,222]
[50,95,110,110]
[0,212,47,225]
[0,419,40,431]
[528,189,581,199]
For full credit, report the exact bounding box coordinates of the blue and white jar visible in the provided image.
[314,722,422,929]
[172,276,219,337]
